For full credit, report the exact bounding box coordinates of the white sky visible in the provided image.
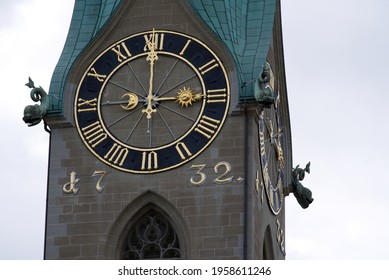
[1,0,389,260]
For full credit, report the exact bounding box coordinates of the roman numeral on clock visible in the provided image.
[81,121,107,148]
[111,42,132,62]
[104,143,129,166]
[144,31,164,51]
[179,39,192,56]
[206,88,227,103]
[87,68,107,82]
[141,151,158,170]
[175,142,192,160]
[195,115,221,139]
[77,98,97,112]
[199,59,219,75]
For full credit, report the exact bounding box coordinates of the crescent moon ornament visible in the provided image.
[120,93,138,110]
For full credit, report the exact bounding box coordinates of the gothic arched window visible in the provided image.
[263,225,275,260]
[121,210,181,259]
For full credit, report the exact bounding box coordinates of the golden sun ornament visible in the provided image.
[176,87,202,107]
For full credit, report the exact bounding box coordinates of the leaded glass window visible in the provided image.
[121,210,181,259]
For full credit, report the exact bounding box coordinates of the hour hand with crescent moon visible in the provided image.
[101,92,140,111]
[120,92,139,110]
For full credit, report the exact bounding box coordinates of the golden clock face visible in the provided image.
[259,93,284,215]
[74,29,230,173]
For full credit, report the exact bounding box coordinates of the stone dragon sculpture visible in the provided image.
[291,162,314,209]
[23,77,49,126]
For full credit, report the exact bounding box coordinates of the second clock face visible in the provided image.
[259,92,284,215]
[74,29,230,173]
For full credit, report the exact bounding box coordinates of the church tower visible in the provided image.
[27,0,292,259]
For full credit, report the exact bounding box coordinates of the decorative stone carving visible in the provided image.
[23,77,49,127]
[291,162,314,209]
[255,61,275,107]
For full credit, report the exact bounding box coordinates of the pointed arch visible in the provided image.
[121,209,181,259]
[263,225,275,260]
[104,191,190,259]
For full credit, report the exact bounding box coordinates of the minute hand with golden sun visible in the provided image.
[142,31,158,119]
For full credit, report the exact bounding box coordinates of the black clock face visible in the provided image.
[74,29,230,173]
[259,93,284,215]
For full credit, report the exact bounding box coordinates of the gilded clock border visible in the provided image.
[74,29,231,174]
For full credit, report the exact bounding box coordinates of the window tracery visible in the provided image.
[121,210,181,259]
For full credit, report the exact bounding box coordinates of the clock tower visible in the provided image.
[37,0,291,259]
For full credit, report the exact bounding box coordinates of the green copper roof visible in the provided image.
[187,0,276,102]
[48,0,122,114]
[47,0,275,115]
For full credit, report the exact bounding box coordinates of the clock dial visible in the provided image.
[259,92,284,215]
[74,30,230,173]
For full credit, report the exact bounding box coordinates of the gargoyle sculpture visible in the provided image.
[291,162,314,209]
[23,77,49,126]
[254,61,275,107]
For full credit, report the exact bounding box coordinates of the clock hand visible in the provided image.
[154,87,203,107]
[120,93,139,110]
[143,62,157,119]
[142,30,158,119]
[101,93,140,107]
[153,96,177,102]
[101,100,129,106]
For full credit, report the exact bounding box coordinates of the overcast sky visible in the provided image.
[1,0,388,260]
